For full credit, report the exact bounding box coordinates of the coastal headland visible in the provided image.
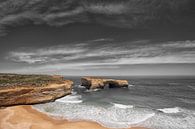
[0,73,148,129]
[0,74,73,107]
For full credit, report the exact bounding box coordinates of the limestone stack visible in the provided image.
[81,77,128,89]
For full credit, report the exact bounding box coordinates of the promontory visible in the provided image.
[0,74,73,107]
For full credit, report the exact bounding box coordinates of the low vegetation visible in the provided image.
[0,73,65,88]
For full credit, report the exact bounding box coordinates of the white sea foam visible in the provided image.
[128,84,135,87]
[84,89,101,92]
[112,103,134,109]
[157,107,181,113]
[77,85,86,89]
[55,94,83,104]
[34,102,155,128]
[141,108,195,129]
[33,102,195,129]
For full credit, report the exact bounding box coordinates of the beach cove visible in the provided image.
[0,105,147,129]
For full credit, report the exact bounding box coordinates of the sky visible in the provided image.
[0,0,195,76]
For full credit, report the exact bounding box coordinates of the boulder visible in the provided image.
[81,77,128,89]
[0,74,73,107]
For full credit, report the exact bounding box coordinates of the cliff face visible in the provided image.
[81,77,128,89]
[0,74,73,107]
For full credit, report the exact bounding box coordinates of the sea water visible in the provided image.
[33,76,195,129]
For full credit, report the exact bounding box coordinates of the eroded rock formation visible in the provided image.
[81,77,128,89]
[0,74,73,107]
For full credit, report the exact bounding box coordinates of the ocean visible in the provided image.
[33,76,195,129]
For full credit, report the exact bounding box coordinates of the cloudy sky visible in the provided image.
[0,0,195,76]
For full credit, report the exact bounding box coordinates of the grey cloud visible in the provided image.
[83,2,128,15]
[0,0,195,35]
[7,43,88,64]
[6,40,195,71]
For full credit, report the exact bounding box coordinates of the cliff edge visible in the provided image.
[0,74,73,107]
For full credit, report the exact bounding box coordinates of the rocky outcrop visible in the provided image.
[81,77,128,89]
[0,74,73,107]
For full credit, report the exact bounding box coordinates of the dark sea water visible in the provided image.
[34,76,195,129]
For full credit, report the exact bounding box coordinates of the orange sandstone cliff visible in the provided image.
[81,77,128,89]
[0,74,73,107]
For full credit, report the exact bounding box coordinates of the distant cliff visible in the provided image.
[81,77,128,89]
[0,74,73,107]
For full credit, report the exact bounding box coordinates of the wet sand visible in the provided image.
[0,105,148,129]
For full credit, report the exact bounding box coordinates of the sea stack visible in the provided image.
[81,77,129,89]
[0,74,73,107]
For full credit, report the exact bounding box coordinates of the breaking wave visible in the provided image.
[77,85,86,89]
[33,102,195,129]
[84,89,101,92]
[112,103,134,109]
[55,92,83,104]
[34,102,155,128]
[157,107,181,113]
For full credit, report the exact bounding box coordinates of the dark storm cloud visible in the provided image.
[0,0,195,36]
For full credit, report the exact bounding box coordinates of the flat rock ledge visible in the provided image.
[0,74,73,107]
[81,77,129,89]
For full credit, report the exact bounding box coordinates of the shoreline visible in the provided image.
[0,105,148,129]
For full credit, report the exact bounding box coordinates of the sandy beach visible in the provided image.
[0,105,148,129]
